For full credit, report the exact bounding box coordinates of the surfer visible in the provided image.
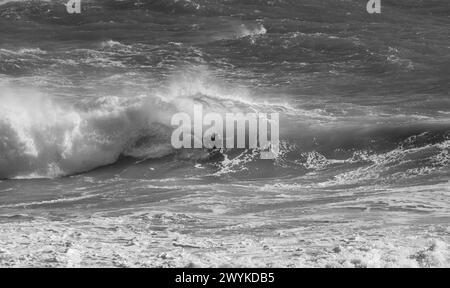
[207,133,223,158]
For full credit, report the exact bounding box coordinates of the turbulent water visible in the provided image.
[0,0,449,267]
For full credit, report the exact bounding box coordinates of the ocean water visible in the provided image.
[0,0,449,267]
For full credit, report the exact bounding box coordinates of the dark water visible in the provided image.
[0,1,449,263]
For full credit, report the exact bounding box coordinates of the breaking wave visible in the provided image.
[0,71,284,179]
[0,87,177,179]
[1,83,449,181]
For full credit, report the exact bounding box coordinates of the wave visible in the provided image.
[0,48,49,75]
[0,70,287,179]
[203,123,450,185]
[1,81,449,181]
[237,23,267,38]
[0,78,192,179]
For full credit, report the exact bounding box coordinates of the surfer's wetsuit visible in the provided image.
[208,133,222,154]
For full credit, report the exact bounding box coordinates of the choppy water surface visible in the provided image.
[0,0,449,267]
